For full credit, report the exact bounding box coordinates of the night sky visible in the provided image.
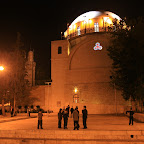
[0,1,143,81]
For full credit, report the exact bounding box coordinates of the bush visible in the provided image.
[31,105,34,109]
[36,105,40,109]
[18,106,22,109]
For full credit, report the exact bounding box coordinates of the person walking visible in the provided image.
[37,109,43,129]
[82,106,88,129]
[58,108,63,128]
[63,109,68,129]
[73,108,79,130]
[70,106,74,118]
[126,107,134,125]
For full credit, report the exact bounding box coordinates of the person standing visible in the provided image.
[70,106,74,118]
[27,107,31,117]
[63,109,68,129]
[76,106,80,128]
[126,107,134,125]
[82,106,88,129]
[73,108,79,130]
[66,105,70,117]
[58,108,63,128]
[38,109,43,129]
[11,106,14,117]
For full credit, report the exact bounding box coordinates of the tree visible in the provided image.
[0,32,35,115]
[9,32,33,113]
[107,17,144,110]
[0,51,13,115]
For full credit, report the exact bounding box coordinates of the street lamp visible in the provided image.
[0,66,4,71]
[0,65,6,116]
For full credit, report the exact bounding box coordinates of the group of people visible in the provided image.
[58,105,88,130]
[37,106,135,130]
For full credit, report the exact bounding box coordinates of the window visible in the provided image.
[73,94,79,103]
[94,22,99,32]
[77,26,81,36]
[58,46,62,54]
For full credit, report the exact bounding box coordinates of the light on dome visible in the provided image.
[103,17,112,24]
[103,17,109,22]
[89,19,92,23]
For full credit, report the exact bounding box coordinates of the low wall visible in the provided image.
[134,113,144,122]
[0,130,144,144]
[125,112,144,123]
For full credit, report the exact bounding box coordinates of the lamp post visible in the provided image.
[0,66,6,116]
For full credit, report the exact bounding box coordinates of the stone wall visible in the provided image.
[50,33,129,113]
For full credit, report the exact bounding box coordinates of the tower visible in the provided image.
[25,50,36,86]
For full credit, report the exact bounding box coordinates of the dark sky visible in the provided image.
[0,1,143,80]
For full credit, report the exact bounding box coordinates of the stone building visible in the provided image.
[49,11,129,114]
[32,11,130,114]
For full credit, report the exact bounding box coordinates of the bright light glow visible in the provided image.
[104,11,121,21]
[0,66,4,71]
[74,88,78,93]
[103,17,112,24]
[89,19,92,23]
[71,11,102,26]
[93,42,102,50]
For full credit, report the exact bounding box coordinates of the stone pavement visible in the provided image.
[0,114,144,143]
[0,113,144,130]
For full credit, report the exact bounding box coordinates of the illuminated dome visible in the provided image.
[64,11,122,39]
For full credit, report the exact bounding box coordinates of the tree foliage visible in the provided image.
[0,32,34,113]
[107,17,144,104]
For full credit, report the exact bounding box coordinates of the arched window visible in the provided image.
[73,94,79,103]
[77,26,81,36]
[94,22,99,32]
[58,46,62,54]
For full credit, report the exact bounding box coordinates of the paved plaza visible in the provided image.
[1,114,144,143]
[0,113,144,131]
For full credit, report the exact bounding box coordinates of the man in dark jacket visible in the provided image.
[63,109,68,129]
[38,109,43,129]
[66,105,70,117]
[70,106,74,118]
[58,108,63,128]
[126,107,134,125]
[82,106,88,129]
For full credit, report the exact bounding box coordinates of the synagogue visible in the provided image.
[48,11,129,114]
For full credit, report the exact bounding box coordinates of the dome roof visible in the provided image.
[64,11,122,39]
[70,11,121,27]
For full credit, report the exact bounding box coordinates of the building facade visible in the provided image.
[49,11,129,114]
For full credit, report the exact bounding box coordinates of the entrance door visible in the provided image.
[73,94,79,103]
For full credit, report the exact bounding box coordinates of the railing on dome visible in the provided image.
[65,26,116,39]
